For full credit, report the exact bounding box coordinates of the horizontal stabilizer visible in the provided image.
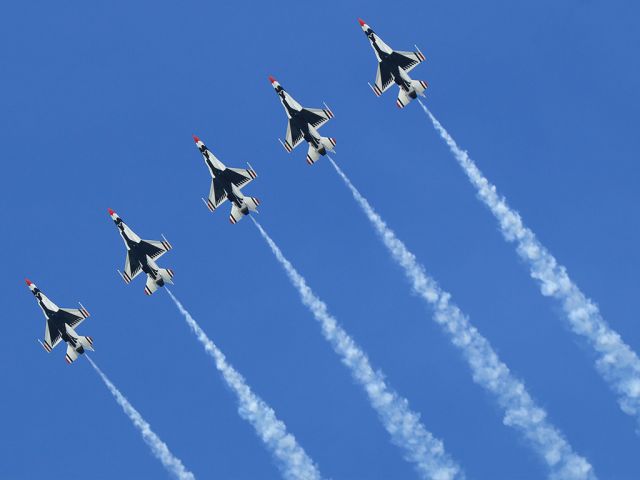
[144,281,159,296]
[396,80,428,109]
[64,323,93,354]
[244,197,260,212]
[320,137,337,153]
[229,198,259,224]
[306,145,321,165]
[230,204,244,224]
[65,345,79,364]
[159,268,175,285]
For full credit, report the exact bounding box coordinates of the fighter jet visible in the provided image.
[193,136,260,224]
[358,19,428,109]
[26,279,93,364]
[268,76,336,165]
[108,209,174,295]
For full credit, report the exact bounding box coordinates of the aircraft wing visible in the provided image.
[392,50,426,74]
[283,121,305,152]
[121,252,144,284]
[42,321,64,353]
[41,307,89,352]
[140,238,172,261]
[205,177,228,212]
[301,108,334,130]
[58,306,90,329]
[372,62,395,97]
[227,167,257,188]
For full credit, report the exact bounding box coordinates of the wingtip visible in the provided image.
[192,134,200,143]
[358,18,366,26]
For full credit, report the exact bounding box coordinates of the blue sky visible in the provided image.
[3,1,640,478]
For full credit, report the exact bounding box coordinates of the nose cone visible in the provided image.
[25,278,36,292]
[358,18,371,32]
[268,76,281,89]
[192,134,200,144]
[108,208,115,216]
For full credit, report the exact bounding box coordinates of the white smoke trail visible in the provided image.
[165,289,321,480]
[328,156,595,480]
[251,218,463,480]
[420,100,640,423]
[85,355,195,480]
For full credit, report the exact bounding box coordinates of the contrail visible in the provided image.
[165,289,321,480]
[420,100,640,424]
[85,355,195,480]
[328,156,595,480]
[251,218,463,480]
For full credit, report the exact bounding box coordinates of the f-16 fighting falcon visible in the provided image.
[268,76,336,165]
[26,279,93,364]
[193,135,260,224]
[108,209,174,295]
[358,18,428,109]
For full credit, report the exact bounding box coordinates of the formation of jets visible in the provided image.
[26,19,428,363]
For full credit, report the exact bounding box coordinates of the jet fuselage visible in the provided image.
[32,288,84,354]
[277,89,324,153]
[202,153,246,210]
[115,218,160,280]
[366,30,415,95]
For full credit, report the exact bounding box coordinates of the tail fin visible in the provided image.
[396,80,428,109]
